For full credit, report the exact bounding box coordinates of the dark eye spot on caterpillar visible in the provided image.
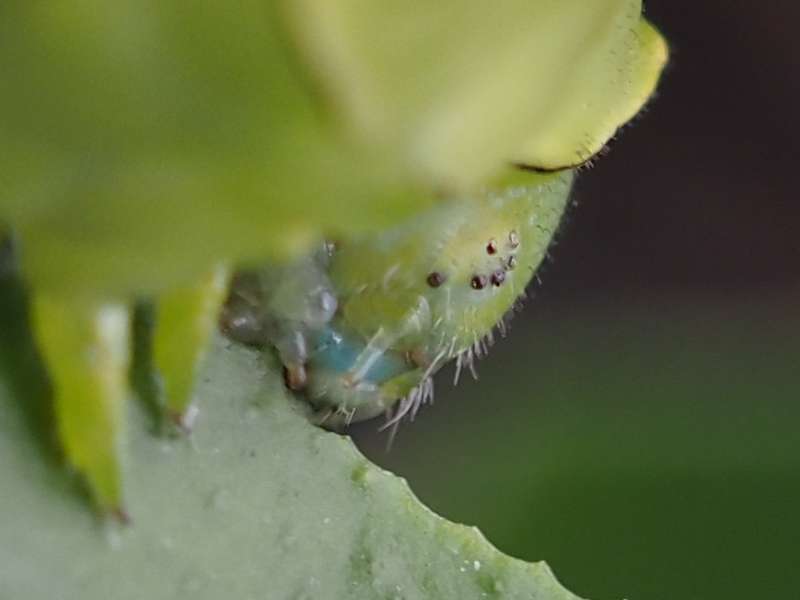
[486,239,498,255]
[470,274,488,290]
[426,271,446,288]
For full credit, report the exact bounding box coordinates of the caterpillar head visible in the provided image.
[220,170,571,428]
[328,171,572,366]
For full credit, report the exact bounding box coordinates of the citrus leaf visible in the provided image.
[0,336,587,600]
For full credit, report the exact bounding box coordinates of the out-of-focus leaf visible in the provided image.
[285,0,667,187]
[0,336,587,600]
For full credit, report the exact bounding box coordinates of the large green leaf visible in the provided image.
[0,333,587,600]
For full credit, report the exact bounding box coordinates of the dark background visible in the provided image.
[355,3,800,600]
[557,0,799,297]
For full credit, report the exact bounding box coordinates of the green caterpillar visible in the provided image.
[222,168,571,432]
[0,1,667,517]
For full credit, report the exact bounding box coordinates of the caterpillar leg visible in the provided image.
[218,270,270,346]
[152,264,229,431]
[31,295,130,518]
[223,248,338,341]
[220,270,313,386]
[222,253,340,395]
[282,360,308,391]
[310,367,426,429]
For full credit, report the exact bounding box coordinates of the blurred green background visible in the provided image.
[355,2,800,599]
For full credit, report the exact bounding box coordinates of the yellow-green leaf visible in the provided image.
[0,335,589,600]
